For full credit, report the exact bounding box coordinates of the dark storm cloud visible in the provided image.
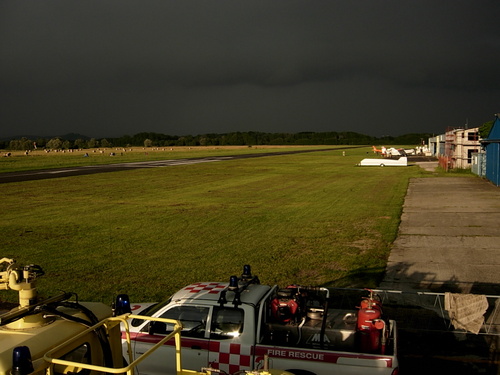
[1,0,499,138]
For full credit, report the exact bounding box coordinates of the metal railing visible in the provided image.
[44,314,202,375]
[327,287,500,336]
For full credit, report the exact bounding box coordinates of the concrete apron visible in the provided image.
[380,176,500,295]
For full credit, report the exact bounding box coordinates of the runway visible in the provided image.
[0,147,345,183]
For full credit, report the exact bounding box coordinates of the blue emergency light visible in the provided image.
[114,294,132,316]
[11,346,34,375]
[228,275,239,291]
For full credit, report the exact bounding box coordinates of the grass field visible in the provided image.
[1,146,431,304]
[0,145,327,173]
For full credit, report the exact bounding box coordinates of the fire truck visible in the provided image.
[123,265,399,375]
[0,258,288,375]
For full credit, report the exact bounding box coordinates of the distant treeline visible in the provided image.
[2,131,434,150]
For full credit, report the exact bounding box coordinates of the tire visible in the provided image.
[380,163,385,167]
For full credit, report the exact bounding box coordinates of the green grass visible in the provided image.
[1,146,429,304]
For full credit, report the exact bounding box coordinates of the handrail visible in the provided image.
[43,314,197,375]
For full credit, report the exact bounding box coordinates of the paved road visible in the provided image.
[380,175,500,295]
[380,168,500,375]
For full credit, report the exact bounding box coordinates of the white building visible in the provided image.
[443,127,481,169]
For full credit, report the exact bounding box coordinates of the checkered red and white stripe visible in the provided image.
[209,341,252,373]
[183,282,226,294]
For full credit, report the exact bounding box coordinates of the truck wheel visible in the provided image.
[380,163,385,167]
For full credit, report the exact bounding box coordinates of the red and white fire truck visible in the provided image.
[123,265,399,375]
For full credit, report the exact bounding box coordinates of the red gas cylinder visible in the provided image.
[357,293,383,353]
[357,307,382,353]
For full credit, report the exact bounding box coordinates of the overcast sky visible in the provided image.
[1,1,499,139]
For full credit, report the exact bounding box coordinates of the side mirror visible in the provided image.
[149,321,167,335]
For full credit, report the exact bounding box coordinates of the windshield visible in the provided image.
[130,298,172,327]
